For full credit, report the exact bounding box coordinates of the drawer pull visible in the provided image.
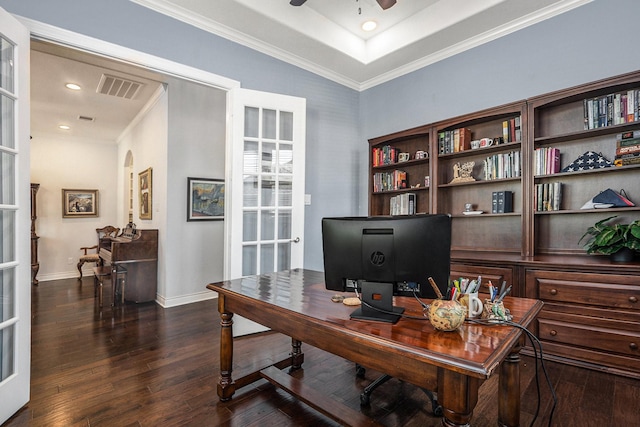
[549,330,557,337]
[630,343,638,351]
[549,289,558,296]
[630,296,638,303]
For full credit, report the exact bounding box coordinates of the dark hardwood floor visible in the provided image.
[3,277,639,426]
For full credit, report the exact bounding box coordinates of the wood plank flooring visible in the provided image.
[3,277,639,426]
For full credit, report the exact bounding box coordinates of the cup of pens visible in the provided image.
[427,277,466,331]
[482,281,513,322]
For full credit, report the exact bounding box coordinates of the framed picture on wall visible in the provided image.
[187,177,225,221]
[139,167,152,220]
[62,189,99,218]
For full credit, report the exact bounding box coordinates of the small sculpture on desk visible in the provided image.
[450,161,476,184]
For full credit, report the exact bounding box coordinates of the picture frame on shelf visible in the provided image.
[62,189,99,218]
[139,167,152,220]
[187,177,225,221]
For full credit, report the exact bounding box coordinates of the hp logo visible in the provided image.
[370,251,385,266]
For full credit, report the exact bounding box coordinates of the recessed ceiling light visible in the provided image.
[362,20,377,32]
[59,125,70,130]
[65,83,81,90]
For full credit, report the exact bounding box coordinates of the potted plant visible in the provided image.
[579,216,640,262]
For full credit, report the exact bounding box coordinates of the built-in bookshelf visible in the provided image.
[368,71,640,378]
[368,125,431,216]
[528,71,640,256]
[432,102,526,254]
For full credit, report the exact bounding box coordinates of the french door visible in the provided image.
[226,89,306,335]
[0,7,31,424]
[226,88,306,278]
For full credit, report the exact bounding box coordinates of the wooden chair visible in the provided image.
[77,225,119,278]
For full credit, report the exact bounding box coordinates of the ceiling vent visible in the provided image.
[77,115,95,122]
[97,74,143,100]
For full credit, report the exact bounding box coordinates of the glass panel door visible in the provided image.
[227,89,306,280]
[0,7,31,424]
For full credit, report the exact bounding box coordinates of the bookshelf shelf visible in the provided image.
[438,141,521,159]
[372,186,429,195]
[438,176,520,188]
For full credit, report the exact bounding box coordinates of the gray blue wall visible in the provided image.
[3,0,640,273]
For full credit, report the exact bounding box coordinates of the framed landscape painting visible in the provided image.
[188,177,225,221]
[62,189,99,218]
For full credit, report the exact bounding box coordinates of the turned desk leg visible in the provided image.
[218,296,236,401]
[499,346,521,427]
[438,369,479,427]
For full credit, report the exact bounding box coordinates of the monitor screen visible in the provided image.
[321,214,451,323]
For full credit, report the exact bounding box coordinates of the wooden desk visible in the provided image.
[207,269,543,427]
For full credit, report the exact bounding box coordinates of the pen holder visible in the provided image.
[482,299,513,322]
[428,299,466,331]
[459,291,483,319]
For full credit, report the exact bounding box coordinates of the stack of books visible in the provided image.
[534,182,563,211]
[390,193,416,216]
[372,145,399,166]
[534,147,561,175]
[491,191,513,213]
[583,89,640,129]
[483,151,521,180]
[502,116,522,143]
[438,128,472,154]
[373,170,407,193]
[614,130,640,166]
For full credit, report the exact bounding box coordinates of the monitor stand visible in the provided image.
[350,281,405,324]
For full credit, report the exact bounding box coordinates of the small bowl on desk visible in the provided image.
[428,299,466,331]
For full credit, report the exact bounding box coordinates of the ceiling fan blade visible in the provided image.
[290,0,307,6]
[376,0,397,10]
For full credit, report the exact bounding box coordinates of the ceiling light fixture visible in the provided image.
[65,83,81,91]
[362,20,377,32]
[58,125,70,130]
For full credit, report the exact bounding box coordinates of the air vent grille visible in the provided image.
[97,74,143,100]
[78,115,95,122]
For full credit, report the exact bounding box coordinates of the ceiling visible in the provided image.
[30,0,591,141]
[132,0,592,90]
[31,40,165,142]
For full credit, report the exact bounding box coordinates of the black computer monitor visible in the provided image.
[321,214,451,323]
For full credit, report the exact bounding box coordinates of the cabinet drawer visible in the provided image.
[527,270,640,311]
[450,263,515,295]
[538,318,640,357]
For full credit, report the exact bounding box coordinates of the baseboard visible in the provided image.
[36,270,81,282]
[156,290,217,308]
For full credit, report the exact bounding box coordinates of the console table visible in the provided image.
[207,269,543,427]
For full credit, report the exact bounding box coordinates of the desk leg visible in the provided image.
[498,347,521,427]
[290,339,304,371]
[438,369,479,427]
[217,296,236,401]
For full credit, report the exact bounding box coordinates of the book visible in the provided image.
[496,190,513,213]
[491,192,498,214]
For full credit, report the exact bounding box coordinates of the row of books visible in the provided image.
[535,182,563,212]
[390,193,416,216]
[534,147,561,175]
[614,130,640,166]
[373,170,407,193]
[502,116,522,143]
[583,89,640,130]
[491,191,513,213]
[438,128,471,154]
[372,145,400,167]
[482,151,521,180]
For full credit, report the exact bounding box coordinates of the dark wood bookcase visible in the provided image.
[367,71,640,378]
